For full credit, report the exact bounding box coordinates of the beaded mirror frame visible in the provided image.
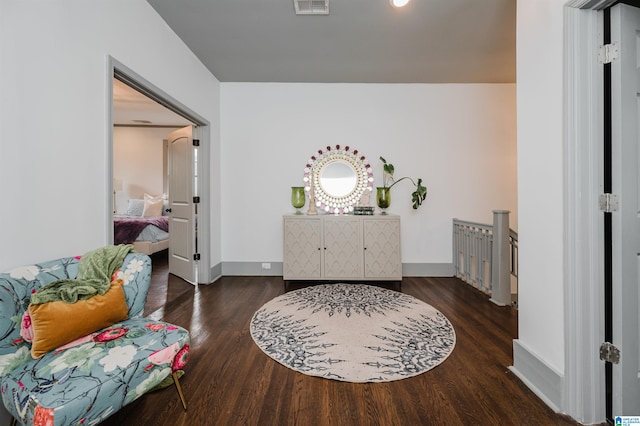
[303,145,374,214]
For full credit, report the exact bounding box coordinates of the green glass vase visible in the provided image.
[376,187,390,215]
[291,186,305,214]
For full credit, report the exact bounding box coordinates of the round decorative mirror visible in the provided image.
[320,161,357,197]
[303,145,374,214]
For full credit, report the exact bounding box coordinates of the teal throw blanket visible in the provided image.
[30,244,134,305]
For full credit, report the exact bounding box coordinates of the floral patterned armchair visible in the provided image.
[0,252,190,426]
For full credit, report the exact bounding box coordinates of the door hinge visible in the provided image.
[598,43,619,64]
[192,139,200,147]
[599,193,619,213]
[193,253,201,261]
[193,196,200,204]
[599,342,620,364]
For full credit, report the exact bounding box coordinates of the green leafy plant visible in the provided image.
[380,156,427,209]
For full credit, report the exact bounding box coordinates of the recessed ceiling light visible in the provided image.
[132,119,152,124]
[389,0,411,7]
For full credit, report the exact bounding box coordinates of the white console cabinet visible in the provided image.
[283,214,401,282]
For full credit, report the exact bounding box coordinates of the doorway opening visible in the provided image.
[107,58,211,284]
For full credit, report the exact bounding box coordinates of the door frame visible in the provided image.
[106,56,212,284]
[563,1,610,423]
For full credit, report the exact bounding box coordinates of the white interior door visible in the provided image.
[168,125,197,284]
[610,3,640,416]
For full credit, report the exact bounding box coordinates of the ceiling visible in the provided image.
[115,0,516,126]
[146,0,516,84]
[113,78,192,127]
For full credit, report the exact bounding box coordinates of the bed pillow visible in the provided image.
[144,193,163,203]
[126,199,145,217]
[142,198,163,217]
[26,279,129,359]
[143,193,165,217]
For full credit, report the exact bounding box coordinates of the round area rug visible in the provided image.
[250,283,456,383]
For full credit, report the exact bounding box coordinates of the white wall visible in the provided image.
[113,127,177,214]
[0,1,220,271]
[513,0,566,399]
[220,83,517,268]
[0,0,576,416]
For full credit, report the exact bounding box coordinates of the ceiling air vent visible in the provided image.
[294,0,329,15]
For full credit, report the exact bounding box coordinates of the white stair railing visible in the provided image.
[452,210,518,306]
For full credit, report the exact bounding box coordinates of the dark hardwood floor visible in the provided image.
[100,251,580,426]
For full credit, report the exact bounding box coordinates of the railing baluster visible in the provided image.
[452,214,518,304]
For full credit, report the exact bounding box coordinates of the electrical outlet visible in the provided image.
[261,263,271,270]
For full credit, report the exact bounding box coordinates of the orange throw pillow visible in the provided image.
[28,279,129,359]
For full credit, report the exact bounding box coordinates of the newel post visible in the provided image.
[490,210,511,306]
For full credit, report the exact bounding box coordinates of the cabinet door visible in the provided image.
[363,218,402,279]
[283,217,322,279]
[323,217,363,278]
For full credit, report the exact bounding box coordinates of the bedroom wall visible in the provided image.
[0,1,221,271]
[220,83,517,274]
[113,126,179,214]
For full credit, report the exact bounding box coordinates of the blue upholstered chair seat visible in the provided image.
[1,318,189,425]
[0,252,190,426]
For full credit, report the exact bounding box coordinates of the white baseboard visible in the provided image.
[403,263,453,277]
[208,262,222,283]
[216,262,453,278]
[222,261,283,276]
[510,339,564,413]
